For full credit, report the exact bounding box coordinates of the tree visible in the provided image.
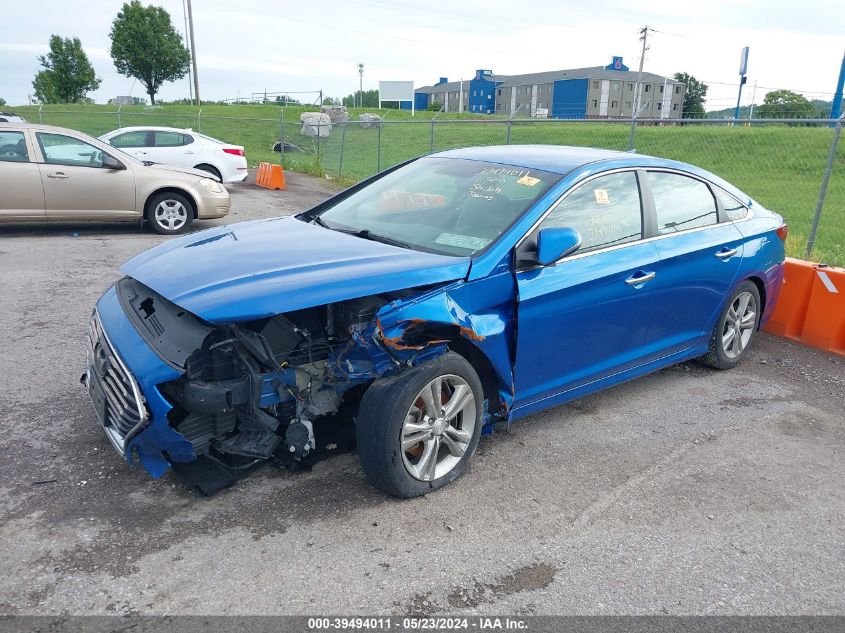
[109,0,190,105]
[0,98,6,107]
[31,35,101,104]
[757,90,815,119]
[342,89,379,108]
[673,72,707,119]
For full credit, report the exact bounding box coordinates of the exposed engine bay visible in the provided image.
[115,276,475,493]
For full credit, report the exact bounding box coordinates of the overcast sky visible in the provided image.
[1,0,843,110]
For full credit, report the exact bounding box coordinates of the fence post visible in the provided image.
[430,119,435,153]
[117,105,122,128]
[805,115,844,259]
[377,122,382,173]
[38,104,43,124]
[338,122,346,179]
[197,108,203,133]
[278,109,284,165]
[506,119,512,145]
[316,122,321,165]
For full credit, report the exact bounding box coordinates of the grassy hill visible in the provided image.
[13,103,845,266]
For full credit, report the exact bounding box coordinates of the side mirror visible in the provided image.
[536,226,582,265]
[101,154,126,170]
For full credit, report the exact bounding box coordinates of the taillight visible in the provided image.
[223,148,244,157]
[776,223,788,241]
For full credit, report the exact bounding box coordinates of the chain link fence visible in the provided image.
[22,106,845,266]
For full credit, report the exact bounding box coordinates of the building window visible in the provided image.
[480,89,484,96]
[611,100,618,108]
[592,99,598,108]
[497,89,502,97]
[625,101,632,108]
[657,102,662,110]
[675,85,681,94]
[626,83,633,91]
[659,85,664,93]
[496,103,502,111]
[673,103,679,111]
[611,81,620,91]
[592,80,599,89]
[487,94,492,99]
[644,85,651,93]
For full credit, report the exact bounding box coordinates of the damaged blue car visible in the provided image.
[83,145,786,497]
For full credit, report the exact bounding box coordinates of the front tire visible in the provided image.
[146,192,194,235]
[356,352,484,498]
[700,280,761,370]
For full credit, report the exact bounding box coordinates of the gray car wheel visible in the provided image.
[146,192,194,235]
[356,352,484,498]
[700,280,761,370]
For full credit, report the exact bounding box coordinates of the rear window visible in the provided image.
[0,131,29,162]
[714,188,749,221]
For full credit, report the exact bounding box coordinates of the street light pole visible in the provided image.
[186,0,200,106]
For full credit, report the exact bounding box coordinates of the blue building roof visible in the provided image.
[432,145,635,175]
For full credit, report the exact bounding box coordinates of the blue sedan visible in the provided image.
[83,145,786,497]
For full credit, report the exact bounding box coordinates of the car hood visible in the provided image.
[122,216,471,323]
[145,163,210,180]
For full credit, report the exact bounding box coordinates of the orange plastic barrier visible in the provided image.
[799,265,845,356]
[256,162,286,190]
[763,258,817,340]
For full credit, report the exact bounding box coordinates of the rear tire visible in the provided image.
[145,191,194,235]
[700,280,761,370]
[356,352,484,498]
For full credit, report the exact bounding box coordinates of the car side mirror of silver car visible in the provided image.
[101,154,126,170]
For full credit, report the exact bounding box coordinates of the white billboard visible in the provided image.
[378,80,415,114]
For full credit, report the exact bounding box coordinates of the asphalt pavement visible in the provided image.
[0,172,843,616]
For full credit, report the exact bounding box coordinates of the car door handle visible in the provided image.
[715,247,738,260]
[184,151,196,155]
[625,271,656,285]
[47,172,69,179]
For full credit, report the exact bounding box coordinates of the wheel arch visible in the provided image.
[442,336,503,419]
[144,187,199,219]
[193,163,222,180]
[744,274,767,329]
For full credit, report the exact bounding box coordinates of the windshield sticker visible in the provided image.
[434,232,491,250]
[516,175,541,187]
[594,189,610,205]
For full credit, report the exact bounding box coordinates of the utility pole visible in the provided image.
[628,25,648,150]
[186,0,200,106]
[830,50,845,122]
[358,63,364,108]
[748,80,758,120]
[182,0,193,102]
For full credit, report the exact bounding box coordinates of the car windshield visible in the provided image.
[313,157,560,256]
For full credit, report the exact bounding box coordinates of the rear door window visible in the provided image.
[154,131,191,147]
[0,131,29,162]
[539,171,643,253]
[648,171,718,235]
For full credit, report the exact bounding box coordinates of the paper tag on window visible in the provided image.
[517,175,541,187]
[594,189,610,204]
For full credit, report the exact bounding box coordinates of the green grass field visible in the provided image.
[15,103,845,266]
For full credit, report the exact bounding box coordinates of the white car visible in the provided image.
[99,126,248,183]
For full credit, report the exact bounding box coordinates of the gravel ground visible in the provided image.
[0,172,843,616]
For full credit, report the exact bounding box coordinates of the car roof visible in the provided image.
[105,126,192,134]
[431,145,638,175]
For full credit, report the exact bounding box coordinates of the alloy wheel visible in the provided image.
[154,199,188,232]
[400,374,476,482]
[721,291,757,359]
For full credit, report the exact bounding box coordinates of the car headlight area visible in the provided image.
[199,177,226,194]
